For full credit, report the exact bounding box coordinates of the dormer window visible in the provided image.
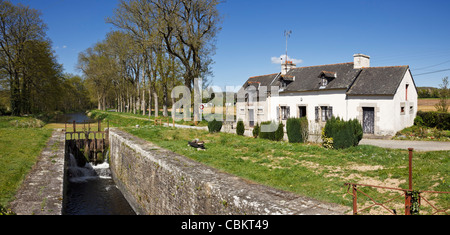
[320,77,328,89]
[318,71,336,89]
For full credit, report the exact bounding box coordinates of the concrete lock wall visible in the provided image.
[109,128,347,215]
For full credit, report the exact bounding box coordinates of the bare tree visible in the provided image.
[152,0,222,90]
[107,0,222,120]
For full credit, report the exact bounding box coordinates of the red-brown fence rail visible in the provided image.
[345,148,449,215]
[345,183,449,215]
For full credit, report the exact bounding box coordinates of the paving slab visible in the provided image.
[10,129,66,215]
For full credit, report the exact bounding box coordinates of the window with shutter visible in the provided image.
[315,107,319,122]
[321,107,327,122]
[328,106,333,120]
[280,106,290,120]
[276,106,280,121]
[320,106,332,122]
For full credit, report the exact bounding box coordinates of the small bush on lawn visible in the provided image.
[252,123,260,138]
[259,121,284,141]
[287,117,309,143]
[208,119,223,133]
[236,120,245,136]
[323,117,363,149]
[274,122,284,141]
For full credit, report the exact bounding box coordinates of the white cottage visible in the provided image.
[236,54,418,141]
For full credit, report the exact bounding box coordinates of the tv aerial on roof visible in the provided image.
[284,30,292,62]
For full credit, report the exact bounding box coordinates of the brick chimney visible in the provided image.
[353,54,370,69]
[281,61,296,75]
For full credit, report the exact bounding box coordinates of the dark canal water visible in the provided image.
[62,112,136,215]
[54,112,95,123]
[64,154,135,215]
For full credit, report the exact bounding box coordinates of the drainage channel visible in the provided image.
[63,152,136,215]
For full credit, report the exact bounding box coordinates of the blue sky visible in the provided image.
[12,0,450,89]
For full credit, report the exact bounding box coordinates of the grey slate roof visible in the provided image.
[283,62,360,92]
[346,66,409,95]
[242,73,279,90]
[243,62,411,96]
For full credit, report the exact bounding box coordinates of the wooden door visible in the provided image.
[363,107,375,134]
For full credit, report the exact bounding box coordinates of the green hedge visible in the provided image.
[286,117,308,143]
[416,111,450,130]
[208,119,222,133]
[323,117,363,149]
[259,121,284,141]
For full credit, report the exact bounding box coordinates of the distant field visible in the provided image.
[418,98,450,112]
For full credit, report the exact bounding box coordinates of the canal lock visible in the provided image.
[63,119,135,215]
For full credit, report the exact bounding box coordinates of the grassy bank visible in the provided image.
[124,125,449,214]
[87,109,209,127]
[0,116,52,207]
[86,110,450,214]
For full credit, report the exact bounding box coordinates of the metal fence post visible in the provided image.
[405,192,412,215]
[405,148,414,215]
[408,148,413,191]
[352,184,358,215]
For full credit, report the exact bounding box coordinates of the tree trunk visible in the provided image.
[153,91,158,118]
[10,73,21,116]
[163,83,168,117]
[97,93,101,110]
[142,72,146,115]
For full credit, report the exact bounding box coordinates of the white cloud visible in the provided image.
[54,45,68,50]
[271,55,303,65]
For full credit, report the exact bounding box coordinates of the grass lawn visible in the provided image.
[0,116,53,207]
[85,110,450,214]
[123,125,449,215]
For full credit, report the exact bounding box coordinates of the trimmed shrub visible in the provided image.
[287,118,301,143]
[287,117,309,143]
[349,118,363,146]
[323,117,363,149]
[236,120,245,136]
[259,121,274,140]
[259,121,284,141]
[252,123,260,138]
[208,119,223,133]
[274,122,284,141]
[333,127,353,149]
[414,115,424,126]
